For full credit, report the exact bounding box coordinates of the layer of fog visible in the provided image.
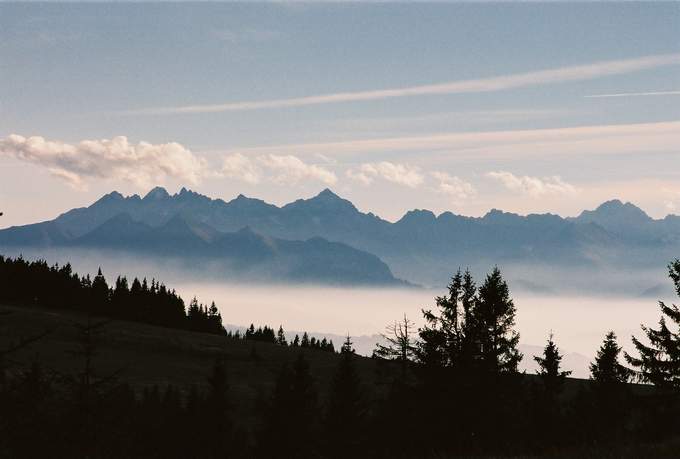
[4,248,674,378]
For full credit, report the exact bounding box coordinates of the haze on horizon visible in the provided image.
[1,2,680,228]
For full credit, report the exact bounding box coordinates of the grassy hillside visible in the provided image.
[0,303,382,422]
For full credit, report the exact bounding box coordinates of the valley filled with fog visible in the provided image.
[3,248,671,378]
[175,283,666,379]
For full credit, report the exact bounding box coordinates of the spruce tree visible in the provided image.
[325,337,364,458]
[90,268,109,312]
[590,331,631,385]
[276,325,287,346]
[340,335,355,355]
[534,333,571,394]
[625,260,680,389]
[476,267,522,373]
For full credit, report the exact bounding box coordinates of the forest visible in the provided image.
[1,255,680,457]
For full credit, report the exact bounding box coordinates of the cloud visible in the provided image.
[225,120,680,160]
[585,90,680,98]
[0,134,207,190]
[431,172,476,201]
[221,153,261,184]
[221,153,337,186]
[259,154,337,185]
[347,162,423,188]
[486,171,577,197]
[125,53,680,115]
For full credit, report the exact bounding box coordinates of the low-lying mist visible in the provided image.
[3,248,673,378]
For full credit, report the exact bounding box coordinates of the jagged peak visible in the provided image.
[95,190,124,203]
[316,188,340,199]
[143,186,170,200]
[397,209,437,225]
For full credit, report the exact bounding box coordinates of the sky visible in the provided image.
[1,2,679,228]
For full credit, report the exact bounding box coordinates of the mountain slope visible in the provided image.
[2,187,679,290]
[3,212,402,286]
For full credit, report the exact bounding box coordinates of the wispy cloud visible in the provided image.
[585,90,680,98]
[486,171,577,197]
[220,120,680,160]
[0,134,207,190]
[124,53,680,115]
[347,162,424,188]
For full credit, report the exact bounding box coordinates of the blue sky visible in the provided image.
[1,2,679,227]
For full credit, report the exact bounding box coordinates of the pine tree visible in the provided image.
[276,325,287,346]
[590,331,631,385]
[476,267,522,373]
[301,331,310,348]
[625,260,680,389]
[416,269,482,370]
[325,337,364,458]
[534,333,571,394]
[90,268,109,312]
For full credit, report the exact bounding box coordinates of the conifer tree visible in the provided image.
[590,331,631,385]
[276,325,287,346]
[534,333,571,394]
[476,267,522,373]
[625,260,680,389]
[91,268,109,311]
[340,334,355,355]
[301,331,310,348]
[325,336,364,458]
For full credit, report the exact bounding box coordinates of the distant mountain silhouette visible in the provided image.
[2,187,679,289]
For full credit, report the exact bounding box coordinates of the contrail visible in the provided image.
[585,90,680,98]
[122,53,680,115]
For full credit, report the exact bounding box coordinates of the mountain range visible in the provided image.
[2,187,679,293]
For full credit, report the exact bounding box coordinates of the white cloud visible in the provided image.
[0,134,207,190]
[221,153,337,186]
[222,153,261,184]
[126,53,680,115]
[431,172,476,201]
[347,162,424,188]
[258,154,337,185]
[486,171,577,198]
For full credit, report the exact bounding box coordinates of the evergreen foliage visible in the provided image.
[0,255,222,335]
[534,332,571,395]
[626,260,680,389]
[590,331,632,385]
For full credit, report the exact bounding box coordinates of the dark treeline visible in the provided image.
[0,255,224,335]
[234,324,335,353]
[2,259,680,457]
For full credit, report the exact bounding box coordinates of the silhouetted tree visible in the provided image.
[535,333,571,395]
[591,331,631,385]
[276,325,287,346]
[325,336,364,458]
[626,260,680,389]
[476,267,522,373]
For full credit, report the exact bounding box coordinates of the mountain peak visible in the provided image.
[316,188,340,199]
[580,199,651,222]
[283,188,357,214]
[143,186,170,201]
